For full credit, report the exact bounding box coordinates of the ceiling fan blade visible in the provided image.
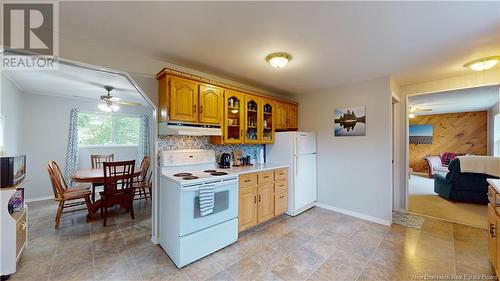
[108,96,121,102]
[72,95,98,101]
[415,108,432,112]
[115,101,142,106]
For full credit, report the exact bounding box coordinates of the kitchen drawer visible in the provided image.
[274,168,288,181]
[275,190,288,216]
[240,173,257,188]
[274,180,288,193]
[258,171,274,184]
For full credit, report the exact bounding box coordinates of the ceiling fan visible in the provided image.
[408,106,432,119]
[98,86,141,112]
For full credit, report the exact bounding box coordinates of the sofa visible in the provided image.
[434,158,499,204]
[424,152,460,178]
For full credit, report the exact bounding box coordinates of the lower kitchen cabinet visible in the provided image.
[238,186,258,232]
[238,168,288,232]
[487,185,500,277]
[257,183,275,223]
[275,190,288,216]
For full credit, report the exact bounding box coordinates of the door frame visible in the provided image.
[403,84,500,213]
[2,52,161,243]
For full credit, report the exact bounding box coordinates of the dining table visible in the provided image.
[71,167,142,215]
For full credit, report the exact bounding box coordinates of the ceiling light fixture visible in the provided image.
[98,102,119,113]
[408,113,415,119]
[266,52,291,68]
[464,56,500,71]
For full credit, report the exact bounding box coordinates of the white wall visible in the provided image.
[296,77,393,225]
[489,102,500,156]
[21,93,152,201]
[1,74,24,155]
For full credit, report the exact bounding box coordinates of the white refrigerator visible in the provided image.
[266,132,317,216]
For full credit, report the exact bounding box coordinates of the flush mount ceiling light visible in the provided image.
[266,52,291,68]
[464,56,500,71]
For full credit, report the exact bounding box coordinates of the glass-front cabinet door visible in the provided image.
[224,90,244,144]
[244,95,261,144]
[261,99,275,143]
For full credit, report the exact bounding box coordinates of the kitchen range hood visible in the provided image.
[159,123,222,136]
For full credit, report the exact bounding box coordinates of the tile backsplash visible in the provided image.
[158,135,263,162]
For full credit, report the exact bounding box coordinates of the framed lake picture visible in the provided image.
[409,124,433,144]
[334,106,366,136]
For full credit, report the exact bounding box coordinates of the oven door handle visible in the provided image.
[181,179,237,192]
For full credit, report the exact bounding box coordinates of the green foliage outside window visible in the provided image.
[78,112,139,145]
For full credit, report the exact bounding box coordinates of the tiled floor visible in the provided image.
[9,200,495,281]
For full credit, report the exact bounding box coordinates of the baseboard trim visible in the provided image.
[151,236,159,244]
[315,202,392,226]
[25,195,53,203]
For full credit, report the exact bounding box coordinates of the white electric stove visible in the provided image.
[158,150,238,268]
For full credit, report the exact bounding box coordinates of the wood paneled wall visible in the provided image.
[409,111,488,172]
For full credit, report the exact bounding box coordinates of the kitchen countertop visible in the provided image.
[488,178,500,193]
[223,163,289,175]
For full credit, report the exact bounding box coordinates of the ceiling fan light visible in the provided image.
[266,52,291,68]
[408,113,415,119]
[98,103,112,112]
[464,56,500,71]
[111,104,120,112]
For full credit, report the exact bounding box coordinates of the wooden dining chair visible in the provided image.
[100,160,136,226]
[133,156,152,201]
[47,161,92,229]
[90,154,114,202]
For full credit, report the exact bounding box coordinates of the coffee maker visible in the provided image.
[219,153,231,169]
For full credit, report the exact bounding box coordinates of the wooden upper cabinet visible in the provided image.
[199,84,223,125]
[158,75,169,122]
[169,76,199,123]
[261,99,275,143]
[244,95,262,144]
[275,102,288,130]
[287,104,298,129]
[224,90,245,144]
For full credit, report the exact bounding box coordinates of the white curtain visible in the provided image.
[65,108,80,185]
[137,114,151,163]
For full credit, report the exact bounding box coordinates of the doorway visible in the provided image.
[406,85,499,228]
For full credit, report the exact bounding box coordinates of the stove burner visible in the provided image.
[173,173,192,177]
[210,172,228,176]
[182,176,199,180]
[203,170,217,173]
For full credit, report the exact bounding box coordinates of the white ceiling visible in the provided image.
[3,62,149,106]
[408,86,499,115]
[58,1,500,95]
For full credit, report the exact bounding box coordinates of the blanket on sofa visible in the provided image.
[457,156,500,177]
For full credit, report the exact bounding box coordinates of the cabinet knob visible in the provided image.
[193,105,197,113]
[258,195,261,202]
[254,196,257,204]
[200,105,203,113]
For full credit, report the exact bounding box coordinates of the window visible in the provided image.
[78,112,140,146]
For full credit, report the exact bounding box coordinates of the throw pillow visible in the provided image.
[441,152,459,166]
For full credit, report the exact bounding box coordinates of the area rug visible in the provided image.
[392,210,425,229]
[408,175,487,229]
